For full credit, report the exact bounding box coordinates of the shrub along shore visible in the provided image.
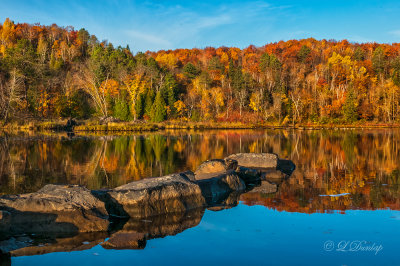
[1,119,400,133]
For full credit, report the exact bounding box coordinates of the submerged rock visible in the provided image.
[225,153,278,169]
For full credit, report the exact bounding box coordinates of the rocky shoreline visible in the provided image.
[0,153,295,258]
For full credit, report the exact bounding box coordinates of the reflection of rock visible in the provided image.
[261,169,289,185]
[1,210,109,236]
[122,208,204,239]
[236,166,261,183]
[104,173,205,218]
[102,208,204,250]
[0,236,31,255]
[249,181,278,194]
[0,211,10,234]
[277,159,296,175]
[101,232,146,250]
[197,172,245,206]
[0,185,109,234]
[225,153,278,169]
[0,250,11,266]
[207,192,241,211]
[7,232,108,257]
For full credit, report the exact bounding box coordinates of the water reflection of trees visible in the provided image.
[0,129,399,211]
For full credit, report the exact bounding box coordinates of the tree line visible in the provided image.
[1,18,400,125]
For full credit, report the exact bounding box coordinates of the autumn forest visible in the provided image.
[1,18,400,125]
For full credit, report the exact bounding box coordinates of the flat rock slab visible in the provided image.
[105,173,205,218]
[0,184,107,214]
[0,185,109,234]
[226,153,278,169]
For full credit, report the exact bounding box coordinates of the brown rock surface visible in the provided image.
[106,173,205,218]
[0,185,109,234]
[194,159,238,180]
[225,153,278,169]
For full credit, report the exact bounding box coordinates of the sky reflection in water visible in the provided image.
[12,205,399,266]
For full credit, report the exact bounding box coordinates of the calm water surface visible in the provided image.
[1,129,399,265]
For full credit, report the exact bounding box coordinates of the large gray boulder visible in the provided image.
[225,153,278,169]
[0,184,107,214]
[104,173,205,218]
[0,185,109,234]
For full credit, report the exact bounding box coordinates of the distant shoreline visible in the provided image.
[2,120,400,133]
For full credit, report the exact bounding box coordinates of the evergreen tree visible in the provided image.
[150,91,166,122]
[353,47,365,61]
[183,62,200,79]
[392,57,400,86]
[114,90,130,121]
[144,90,154,118]
[372,46,385,75]
[135,93,144,119]
[343,88,358,122]
[297,45,311,63]
[162,73,178,118]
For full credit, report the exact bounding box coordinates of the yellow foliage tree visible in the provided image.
[125,74,149,120]
[174,100,187,119]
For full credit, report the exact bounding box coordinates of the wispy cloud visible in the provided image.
[388,30,400,37]
[118,1,292,51]
[124,30,172,48]
[346,35,374,43]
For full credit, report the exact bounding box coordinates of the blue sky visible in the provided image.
[1,0,400,52]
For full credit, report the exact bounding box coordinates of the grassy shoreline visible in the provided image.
[2,119,400,133]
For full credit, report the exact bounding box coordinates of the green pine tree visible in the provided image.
[163,73,178,118]
[135,93,144,119]
[150,91,166,122]
[114,91,130,121]
[343,89,358,122]
[144,90,154,118]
